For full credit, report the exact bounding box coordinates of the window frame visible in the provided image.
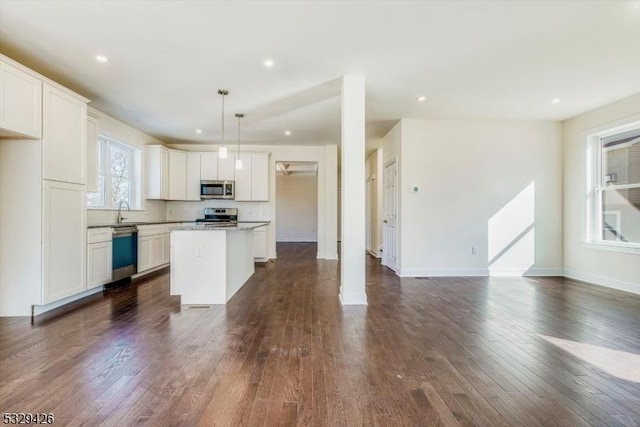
[586,120,640,253]
[87,135,141,210]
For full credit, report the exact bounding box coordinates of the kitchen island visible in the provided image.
[169,222,268,305]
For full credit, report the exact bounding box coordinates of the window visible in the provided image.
[87,136,140,209]
[587,122,640,249]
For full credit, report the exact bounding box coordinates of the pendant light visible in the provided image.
[235,113,244,169]
[218,89,228,159]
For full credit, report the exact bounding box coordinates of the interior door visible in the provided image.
[382,160,397,271]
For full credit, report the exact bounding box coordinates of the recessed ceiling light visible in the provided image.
[95,55,109,63]
[264,59,275,67]
[552,98,561,104]
[417,96,426,102]
[195,129,202,134]
[284,130,292,136]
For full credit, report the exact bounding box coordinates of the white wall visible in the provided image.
[86,107,167,225]
[276,174,318,242]
[391,119,563,277]
[168,144,338,260]
[563,93,640,293]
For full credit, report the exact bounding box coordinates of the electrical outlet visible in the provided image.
[195,246,203,257]
[471,246,478,255]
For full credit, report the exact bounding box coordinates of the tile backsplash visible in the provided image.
[86,199,270,225]
[166,200,271,222]
[87,200,167,225]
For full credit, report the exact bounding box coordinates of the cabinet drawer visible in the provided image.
[87,228,113,244]
[137,224,166,237]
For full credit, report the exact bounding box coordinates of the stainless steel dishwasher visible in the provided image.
[112,225,138,281]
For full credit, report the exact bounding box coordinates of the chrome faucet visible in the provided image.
[116,200,131,225]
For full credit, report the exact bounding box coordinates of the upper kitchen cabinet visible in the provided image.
[218,152,236,181]
[251,153,269,201]
[42,83,88,184]
[168,149,187,200]
[146,145,170,200]
[200,152,218,180]
[86,114,100,192]
[0,60,42,139]
[186,152,201,201]
[234,152,253,201]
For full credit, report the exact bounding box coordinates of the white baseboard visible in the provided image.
[339,292,368,305]
[563,269,640,295]
[367,249,381,258]
[399,267,563,278]
[33,286,104,316]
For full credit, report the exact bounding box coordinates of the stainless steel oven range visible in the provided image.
[195,208,238,226]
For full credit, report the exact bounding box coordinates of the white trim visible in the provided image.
[564,269,640,295]
[33,286,103,316]
[581,240,640,254]
[367,249,381,258]
[339,292,368,305]
[398,267,563,277]
[318,252,339,260]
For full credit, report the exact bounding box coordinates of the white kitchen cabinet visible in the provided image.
[146,145,171,200]
[86,114,99,193]
[169,149,187,200]
[164,233,171,264]
[251,153,269,201]
[235,152,252,201]
[42,181,86,304]
[87,228,112,289]
[137,225,169,273]
[186,152,201,201]
[42,83,87,184]
[0,59,42,139]
[200,152,218,180]
[218,152,236,181]
[253,228,267,260]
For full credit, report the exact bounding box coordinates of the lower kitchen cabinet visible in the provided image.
[253,228,267,260]
[42,180,86,304]
[87,241,112,289]
[137,224,178,273]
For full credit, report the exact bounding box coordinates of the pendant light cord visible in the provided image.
[218,89,228,150]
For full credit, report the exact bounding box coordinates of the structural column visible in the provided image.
[340,75,367,305]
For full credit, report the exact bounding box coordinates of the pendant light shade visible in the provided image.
[218,89,228,159]
[235,113,244,169]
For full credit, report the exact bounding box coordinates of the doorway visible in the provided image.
[275,161,319,256]
[382,159,398,271]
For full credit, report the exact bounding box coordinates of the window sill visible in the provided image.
[581,241,640,255]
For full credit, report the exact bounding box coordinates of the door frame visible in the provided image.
[382,157,398,272]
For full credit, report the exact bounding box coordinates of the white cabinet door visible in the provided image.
[186,152,201,201]
[253,229,267,259]
[150,235,165,268]
[137,236,153,272]
[42,83,87,184]
[86,114,99,192]
[164,233,171,264]
[42,181,86,304]
[235,153,252,201]
[0,61,42,139]
[146,145,171,200]
[218,152,236,181]
[169,150,187,200]
[200,152,218,180]
[87,241,112,289]
[251,153,269,201]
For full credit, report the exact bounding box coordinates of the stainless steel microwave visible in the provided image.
[200,180,235,199]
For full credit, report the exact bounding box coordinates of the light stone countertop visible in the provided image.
[169,222,269,231]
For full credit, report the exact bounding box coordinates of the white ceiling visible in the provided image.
[1,1,639,148]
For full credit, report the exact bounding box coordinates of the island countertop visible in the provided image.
[169,222,269,231]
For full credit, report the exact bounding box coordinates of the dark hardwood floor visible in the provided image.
[1,242,640,426]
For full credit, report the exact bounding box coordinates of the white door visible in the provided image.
[186,153,201,201]
[251,153,269,201]
[200,152,219,180]
[218,152,236,181]
[168,150,187,200]
[87,242,112,289]
[382,160,398,271]
[234,152,252,201]
[0,60,42,138]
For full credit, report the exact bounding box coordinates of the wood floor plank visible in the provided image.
[1,243,640,426]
